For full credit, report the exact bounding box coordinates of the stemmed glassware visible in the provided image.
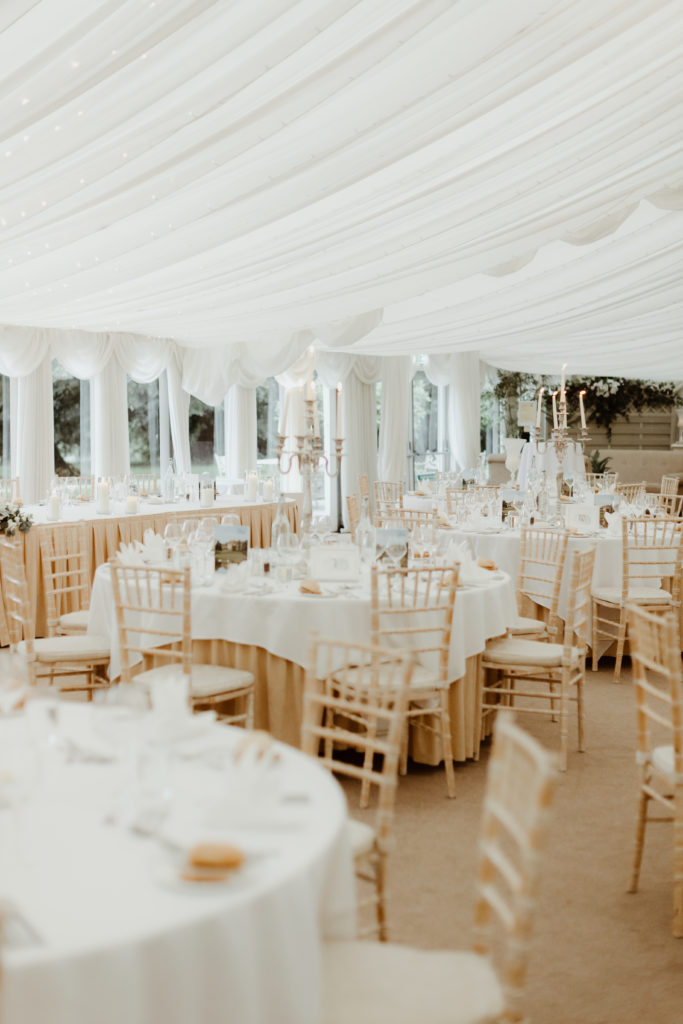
[386,538,407,571]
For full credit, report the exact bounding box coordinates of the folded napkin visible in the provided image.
[142,529,165,564]
[604,510,623,536]
[299,578,322,595]
[460,564,496,585]
[117,541,146,566]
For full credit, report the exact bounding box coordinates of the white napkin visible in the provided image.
[117,541,146,565]
[604,510,623,536]
[142,529,166,564]
[460,563,494,585]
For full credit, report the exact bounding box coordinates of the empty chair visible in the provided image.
[369,564,459,798]
[131,472,157,498]
[616,481,647,504]
[358,473,370,502]
[661,474,680,497]
[592,517,683,680]
[110,560,255,725]
[481,546,596,771]
[374,507,435,531]
[66,475,95,501]
[345,494,360,540]
[322,715,560,1024]
[627,604,683,936]
[1,535,109,696]
[40,522,92,635]
[374,480,403,511]
[508,526,568,641]
[445,487,469,515]
[302,635,413,941]
[656,492,683,518]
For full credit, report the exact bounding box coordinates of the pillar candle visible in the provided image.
[263,479,274,501]
[535,386,545,429]
[96,480,110,514]
[47,491,60,521]
[246,472,258,502]
[126,495,138,515]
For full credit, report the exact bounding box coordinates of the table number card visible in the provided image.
[565,503,598,532]
[214,525,249,569]
[310,544,360,581]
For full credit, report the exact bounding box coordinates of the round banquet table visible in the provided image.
[88,563,518,765]
[0,496,298,643]
[1,704,355,1024]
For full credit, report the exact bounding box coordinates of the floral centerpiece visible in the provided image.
[0,502,33,536]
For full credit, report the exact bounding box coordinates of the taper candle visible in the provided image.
[579,390,587,429]
[535,386,545,429]
[551,390,558,430]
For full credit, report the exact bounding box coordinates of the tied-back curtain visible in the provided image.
[426,352,481,473]
[15,356,55,505]
[378,356,412,484]
[224,385,257,482]
[166,353,191,475]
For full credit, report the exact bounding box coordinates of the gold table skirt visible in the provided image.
[144,639,485,764]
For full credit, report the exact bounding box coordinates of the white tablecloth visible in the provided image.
[1,705,355,1024]
[89,565,517,684]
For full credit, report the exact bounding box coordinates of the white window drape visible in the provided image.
[425,353,481,473]
[224,386,257,483]
[15,357,55,505]
[378,356,412,484]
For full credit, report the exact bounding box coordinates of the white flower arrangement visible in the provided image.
[0,502,33,536]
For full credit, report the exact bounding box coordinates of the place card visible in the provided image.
[565,503,598,532]
[214,525,249,569]
[310,544,360,581]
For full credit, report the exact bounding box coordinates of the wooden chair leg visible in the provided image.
[614,610,628,681]
[438,690,456,799]
[674,800,683,937]
[360,716,378,809]
[375,848,388,943]
[398,717,409,777]
[558,681,568,773]
[591,599,600,671]
[576,675,585,753]
[628,788,649,894]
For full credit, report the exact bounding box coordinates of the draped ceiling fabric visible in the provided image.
[0,0,678,380]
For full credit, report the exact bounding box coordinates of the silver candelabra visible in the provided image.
[276,398,343,533]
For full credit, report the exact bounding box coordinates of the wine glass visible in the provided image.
[221,514,241,527]
[386,538,407,571]
[163,521,181,566]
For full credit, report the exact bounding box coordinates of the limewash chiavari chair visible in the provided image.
[40,522,91,635]
[445,487,469,515]
[302,635,413,942]
[66,475,95,501]
[592,516,683,680]
[374,507,436,531]
[0,477,21,504]
[346,494,360,540]
[616,481,647,504]
[322,715,560,1024]
[656,492,683,518]
[585,471,619,491]
[110,560,255,724]
[374,480,403,512]
[131,472,157,498]
[661,474,680,497]
[508,527,569,642]
[369,564,458,799]
[481,546,596,771]
[626,604,683,937]
[1,535,109,696]
[358,473,370,503]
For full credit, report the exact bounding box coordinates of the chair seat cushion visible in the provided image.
[592,585,673,605]
[20,635,110,663]
[322,940,502,1024]
[484,636,580,669]
[347,818,376,859]
[651,744,675,779]
[59,610,90,633]
[135,662,254,699]
[333,662,441,692]
[508,616,546,636]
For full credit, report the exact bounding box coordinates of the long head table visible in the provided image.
[0,497,299,642]
[89,563,517,764]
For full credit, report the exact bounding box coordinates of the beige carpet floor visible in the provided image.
[340,660,683,1024]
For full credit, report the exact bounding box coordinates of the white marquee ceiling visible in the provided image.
[0,0,681,378]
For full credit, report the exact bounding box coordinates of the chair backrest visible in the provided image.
[374,480,403,509]
[627,604,682,782]
[661,474,680,497]
[358,474,370,501]
[0,477,21,503]
[374,507,435,531]
[109,561,191,684]
[584,472,603,491]
[561,546,596,654]
[445,487,469,515]
[616,481,647,504]
[68,475,95,501]
[621,517,683,605]
[517,527,569,640]
[131,473,158,498]
[370,564,457,684]
[39,523,91,636]
[472,714,559,1023]
[656,492,683,518]
[301,635,413,834]
[346,493,360,540]
[473,485,500,502]
[0,535,35,655]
